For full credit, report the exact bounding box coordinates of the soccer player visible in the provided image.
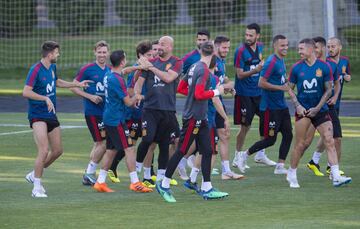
[93,50,152,193]
[152,40,160,58]
[213,35,242,179]
[24,41,92,197]
[182,29,210,75]
[177,29,210,176]
[70,41,111,186]
[236,35,292,175]
[286,38,351,188]
[134,36,183,182]
[156,41,229,202]
[233,23,276,170]
[306,37,350,176]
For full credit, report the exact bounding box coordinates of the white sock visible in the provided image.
[190,168,200,183]
[136,162,143,173]
[33,177,41,189]
[97,169,107,183]
[312,151,322,164]
[201,181,212,192]
[157,169,166,181]
[162,177,171,189]
[221,160,231,174]
[276,162,285,168]
[243,151,249,160]
[187,155,195,167]
[288,167,297,176]
[86,160,98,174]
[178,157,187,169]
[256,149,265,158]
[330,164,341,179]
[129,171,139,183]
[143,167,151,180]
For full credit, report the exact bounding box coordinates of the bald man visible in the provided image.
[134,36,183,182]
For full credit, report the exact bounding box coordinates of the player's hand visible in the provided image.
[90,95,103,104]
[45,97,55,114]
[280,83,290,92]
[327,96,337,106]
[78,80,93,88]
[255,60,264,73]
[344,74,351,82]
[134,93,144,107]
[296,105,306,117]
[217,84,225,95]
[138,56,153,70]
[306,107,320,118]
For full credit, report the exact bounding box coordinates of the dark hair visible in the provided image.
[246,23,260,34]
[152,40,159,45]
[136,40,153,58]
[299,38,316,48]
[41,41,59,57]
[209,55,217,69]
[110,50,125,67]
[200,41,214,56]
[313,36,326,47]
[197,29,210,38]
[272,34,287,45]
[214,35,230,45]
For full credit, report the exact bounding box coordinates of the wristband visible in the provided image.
[213,89,220,97]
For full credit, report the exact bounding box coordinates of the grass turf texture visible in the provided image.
[0,113,359,228]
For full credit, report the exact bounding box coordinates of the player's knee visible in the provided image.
[264,136,277,147]
[323,135,334,147]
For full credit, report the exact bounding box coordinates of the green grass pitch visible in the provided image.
[0,113,359,228]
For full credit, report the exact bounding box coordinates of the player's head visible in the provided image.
[152,40,160,58]
[200,41,214,57]
[327,37,342,58]
[158,36,174,58]
[94,40,109,65]
[110,50,126,68]
[312,36,326,59]
[214,35,230,59]
[273,35,288,58]
[196,29,210,49]
[209,54,217,71]
[298,38,316,60]
[245,23,260,46]
[41,41,60,63]
[136,40,153,60]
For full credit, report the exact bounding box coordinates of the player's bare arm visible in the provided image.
[307,81,332,118]
[258,77,289,91]
[70,80,103,104]
[288,82,306,117]
[236,60,263,80]
[56,79,92,88]
[23,85,55,113]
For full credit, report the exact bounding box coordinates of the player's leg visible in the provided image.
[286,117,312,188]
[275,109,293,175]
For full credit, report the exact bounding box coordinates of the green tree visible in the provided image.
[116,0,177,35]
[48,0,105,35]
[0,0,37,38]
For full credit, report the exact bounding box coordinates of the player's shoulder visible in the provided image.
[170,55,182,62]
[29,62,43,71]
[236,43,246,52]
[80,62,96,71]
[317,59,331,69]
[291,59,304,69]
[340,56,350,63]
[256,41,264,48]
[182,49,198,60]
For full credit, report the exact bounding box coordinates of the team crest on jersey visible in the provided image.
[315,68,322,77]
[52,70,55,79]
[165,63,172,71]
[342,65,346,74]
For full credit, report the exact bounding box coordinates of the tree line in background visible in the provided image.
[0,0,247,37]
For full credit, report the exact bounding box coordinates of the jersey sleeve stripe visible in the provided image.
[26,63,42,87]
[75,63,95,81]
[264,55,277,79]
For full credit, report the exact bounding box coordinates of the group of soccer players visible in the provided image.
[23,22,352,201]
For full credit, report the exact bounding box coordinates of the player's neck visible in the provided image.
[112,67,123,75]
[40,58,51,69]
[249,43,257,51]
[200,56,211,67]
[274,52,283,59]
[96,61,106,70]
[159,53,171,62]
[305,55,316,66]
[330,55,340,63]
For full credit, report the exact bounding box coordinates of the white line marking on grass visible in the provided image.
[0,125,86,136]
